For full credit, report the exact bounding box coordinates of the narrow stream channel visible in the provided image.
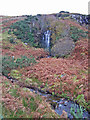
[29,88,90,119]
[7,76,90,119]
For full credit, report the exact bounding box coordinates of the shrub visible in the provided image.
[71,34,79,42]
[49,20,65,44]
[8,29,11,34]
[9,38,14,43]
[2,55,37,76]
[61,14,69,17]
[16,56,37,68]
[2,56,17,76]
[10,20,35,46]
[70,26,87,42]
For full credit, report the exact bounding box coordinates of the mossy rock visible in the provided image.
[10,69,22,79]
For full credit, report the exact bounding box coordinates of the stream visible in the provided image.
[29,88,90,119]
[7,76,90,119]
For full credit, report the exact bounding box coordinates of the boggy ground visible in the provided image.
[1,16,89,118]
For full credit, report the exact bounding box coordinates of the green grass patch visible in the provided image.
[31,77,42,87]
[9,88,19,98]
[3,105,29,118]
[10,69,22,79]
[22,96,38,112]
[35,95,42,103]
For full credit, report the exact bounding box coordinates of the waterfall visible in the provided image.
[42,30,51,51]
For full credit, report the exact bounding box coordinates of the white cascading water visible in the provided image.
[43,30,51,50]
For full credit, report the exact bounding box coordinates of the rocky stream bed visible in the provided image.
[7,76,90,119]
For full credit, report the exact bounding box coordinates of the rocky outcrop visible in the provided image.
[56,12,89,26]
[70,14,89,25]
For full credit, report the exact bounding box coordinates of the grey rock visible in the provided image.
[64,101,68,106]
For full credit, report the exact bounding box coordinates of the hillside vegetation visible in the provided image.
[1,12,89,119]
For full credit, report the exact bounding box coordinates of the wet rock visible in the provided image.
[50,102,57,109]
[24,43,28,45]
[61,98,65,101]
[59,104,62,107]
[59,101,64,104]
[68,114,73,119]
[64,101,68,106]
[52,100,58,103]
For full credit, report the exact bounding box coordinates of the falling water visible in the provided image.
[42,30,51,51]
